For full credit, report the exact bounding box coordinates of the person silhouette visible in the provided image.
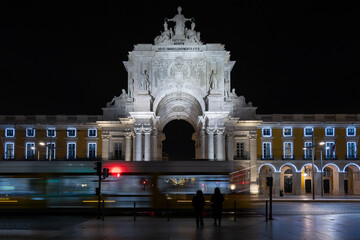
[192,190,205,228]
[210,187,224,227]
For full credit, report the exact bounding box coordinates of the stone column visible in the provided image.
[143,128,151,161]
[273,172,281,196]
[216,128,225,161]
[249,131,259,194]
[134,127,143,161]
[151,130,158,161]
[201,129,206,159]
[207,128,215,160]
[226,133,234,161]
[294,172,302,195]
[124,132,132,161]
[101,135,110,160]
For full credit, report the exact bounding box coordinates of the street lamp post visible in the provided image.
[303,132,325,200]
[311,133,315,200]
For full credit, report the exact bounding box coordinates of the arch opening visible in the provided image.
[162,120,195,161]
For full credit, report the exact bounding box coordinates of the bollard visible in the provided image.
[234,200,237,222]
[265,200,268,222]
[102,199,105,221]
[134,202,136,221]
[167,201,170,221]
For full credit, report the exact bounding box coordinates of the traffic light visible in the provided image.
[266,177,273,187]
[103,168,109,179]
[94,162,102,176]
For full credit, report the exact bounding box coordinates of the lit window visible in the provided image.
[5,128,15,137]
[47,128,56,137]
[347,142,357,159]
[26,128,35,137]
[347,127,356,137]
[326,142,335,159]
[46,142,56,160]
[88,129,97,137]
[25,142,35,159]
[283,127,292,137]
[262,142,272,159]
[304,142,312,159]
[304,127,313,137]
[67,142,76,159]
[4,142,14,159]
[262,128,272,137]
[88,143,97,159]
[325,127,335,136]
[283,142,293,159]
[67,128,77,137]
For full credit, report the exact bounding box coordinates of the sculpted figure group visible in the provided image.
[154,6,202,45]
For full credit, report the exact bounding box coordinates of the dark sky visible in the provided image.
[1,1,360,115]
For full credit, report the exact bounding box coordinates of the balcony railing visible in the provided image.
[324,155,338,160]
[261,155,274,160]
[346,155,359,160]
[233,155,248,160]
[282,155,295,160]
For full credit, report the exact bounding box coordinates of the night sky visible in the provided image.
[1,1,360,116]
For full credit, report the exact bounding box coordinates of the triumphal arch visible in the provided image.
[100,6,260,192]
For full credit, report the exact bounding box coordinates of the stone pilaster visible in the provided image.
[207,128,215,160]
[143,128,151,161]
[124,132,133,161]
[134,127,143,161]
[215,127,225,161]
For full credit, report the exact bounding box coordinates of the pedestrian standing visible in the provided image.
[211,187,224,227]
[192,190,205,228]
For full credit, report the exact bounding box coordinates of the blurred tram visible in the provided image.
[0,160,250,211]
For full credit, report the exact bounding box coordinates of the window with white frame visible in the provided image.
[283,142,293,159]
[262,142,272,159]
[304,142,312,159]
[347,127,356,137]
[4,142,14,159]
[67,128,77,137]
[347,142,357,159]
[67,142,76,159]
[325,142,335,158]
[25,142,35,159]
[325,127,335,136]
[283,127,292,137]
[46,142,56,160]
[47,128,56,137]
[26,128,36,137]
[88,143,97,159]
[88,129,97,137]
[304,127,313,137]
[5,128,15,137]
[262,128,272,137]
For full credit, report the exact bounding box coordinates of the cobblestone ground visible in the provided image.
[1,202,360,239]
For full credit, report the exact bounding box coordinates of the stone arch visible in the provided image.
[279,163,298,173]
[343,163,360,172]
[343,163,360,194]
[154,90,205,131]
[258,163,277,173]
[300,163,320,173]
[258,163,276,195]
[279,163,297,195]
[322,163,341,173]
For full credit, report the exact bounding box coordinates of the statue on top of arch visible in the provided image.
[154,6,202,45]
